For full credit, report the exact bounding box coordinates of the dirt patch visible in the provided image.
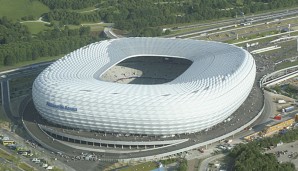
[187,159,199,171]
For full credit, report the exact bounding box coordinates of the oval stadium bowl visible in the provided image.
[32,37,256,135]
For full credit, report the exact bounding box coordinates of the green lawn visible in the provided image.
[66,25,81,30]
[0,0,49,21]
[51,167,64,171]
[19,163,34,171]
[119,162,158,171]
[22,22,51,34]
[276,60,298,70]
[0,149,16,162]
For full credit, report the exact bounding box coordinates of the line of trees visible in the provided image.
[38,0,298,36]
[0,17,100,66]
[0,36,94,66]
[44,10,102,25]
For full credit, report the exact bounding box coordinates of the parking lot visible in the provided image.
[267,140,298,170]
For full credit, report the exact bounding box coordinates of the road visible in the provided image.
[104,27,121,39]
[79,8,99,13]
[186,14,298,42]
[252,91,274,127]
[171,8,298,39]
[1,78,14,120]
[20,17,50,24]
[0,128,76,171]
[173,8,298,31]
[233,29,298,45]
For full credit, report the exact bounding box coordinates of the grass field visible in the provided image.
[66,25,81,30]
[22,22,51,34]
[119,162,158,171]
[19,162,34,171]
[276,60,298,70]
[0,0,49,21]
[0,149,16,162]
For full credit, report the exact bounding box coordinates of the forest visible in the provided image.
[40,0,298,36]
[0,16,100,66]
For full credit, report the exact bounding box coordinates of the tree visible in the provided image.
[4,54,16,66]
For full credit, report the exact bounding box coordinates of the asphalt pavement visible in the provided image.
[0,128,76,171]
[1,79,13,120]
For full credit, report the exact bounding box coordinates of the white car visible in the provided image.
[32,158,40,163]
[218,145,226,150]
[46,166,53,170]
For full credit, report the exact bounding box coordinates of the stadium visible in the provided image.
[32,37,256,136]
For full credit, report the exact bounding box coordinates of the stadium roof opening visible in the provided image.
[100,56,193,85]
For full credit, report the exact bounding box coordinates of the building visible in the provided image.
[32,37,256,136]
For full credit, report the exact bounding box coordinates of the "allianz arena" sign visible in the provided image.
[46,102,77,112]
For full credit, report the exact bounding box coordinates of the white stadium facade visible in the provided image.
[32,37,256,136]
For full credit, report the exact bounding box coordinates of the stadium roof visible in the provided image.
[33,37,256,135]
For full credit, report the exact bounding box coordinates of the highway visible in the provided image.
[103,8,298,40]
[184,14,298,42]
[170,8,298,39]
[174,8,298,30]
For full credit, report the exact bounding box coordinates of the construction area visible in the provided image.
[244,116,298,141]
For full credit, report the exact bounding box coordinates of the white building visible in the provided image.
[32,37,256,135]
